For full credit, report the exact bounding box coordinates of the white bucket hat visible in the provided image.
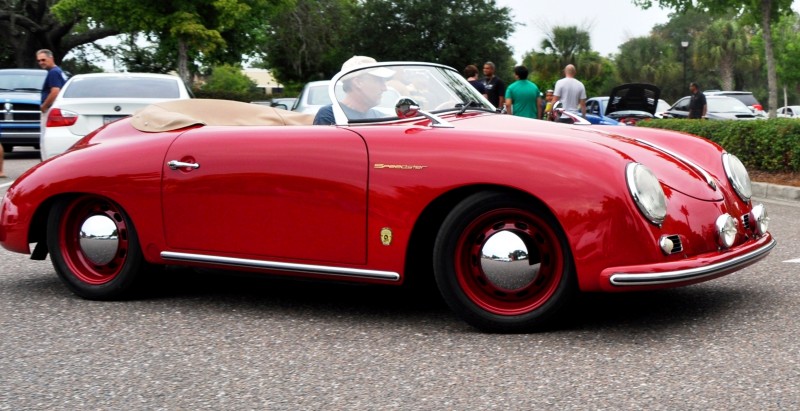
[340,55,395,78]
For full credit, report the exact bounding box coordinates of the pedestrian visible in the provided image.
[36,49,67,115]
[552,64,587,121]
[504,65,542,119]
[463,65,487,98]
[688,82,707,119]
[542,89,554,120]
[482,61,506,110]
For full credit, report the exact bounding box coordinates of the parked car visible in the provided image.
[662,95,760,120]
[291,80,331,115]
[777,105,800,118]
[655,99,671,118]
[0,62,774,333]
[0,69,47,152]
[584,97,620,125]
[40,72,192,160]
[704,90,766,117]
[585,83,660,126]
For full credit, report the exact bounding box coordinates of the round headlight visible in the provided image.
[626,163,668,225]
[722,153,752,202]
[751,203,769,235]
[715,214,737,248]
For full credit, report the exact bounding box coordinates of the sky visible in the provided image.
[495,0,674,62]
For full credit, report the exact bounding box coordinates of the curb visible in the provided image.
[752,181,800,203]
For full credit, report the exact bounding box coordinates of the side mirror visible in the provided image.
[395,97,420,118]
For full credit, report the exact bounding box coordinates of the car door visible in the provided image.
[162,126,369,265]
[666,97,690,118]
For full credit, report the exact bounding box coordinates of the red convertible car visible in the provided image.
[0,62,775,332]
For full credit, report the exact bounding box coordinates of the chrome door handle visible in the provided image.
[168,160,200,170]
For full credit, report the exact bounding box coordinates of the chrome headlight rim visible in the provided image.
[722,153,752,203]
[626,163,668,226]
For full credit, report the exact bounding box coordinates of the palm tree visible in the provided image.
[692,19,753,90]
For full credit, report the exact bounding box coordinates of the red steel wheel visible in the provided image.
[47,195,146,300]
[434,191,576,332]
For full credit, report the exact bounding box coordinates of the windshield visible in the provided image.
[63,76,182,98]
[331,63,492,123]
[0,70,46,91]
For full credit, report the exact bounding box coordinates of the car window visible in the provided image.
[307,85,332,105]
[63,77,182,98]
[726,94,758,106]
[708,97,751,113]
[673,97,690,111]
[0,71,46,91]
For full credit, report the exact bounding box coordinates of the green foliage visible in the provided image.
[259,0,357,83]
[640,119,800,172]
[350,0,514,78]
[202,64,259,94]
[522,25,614,97]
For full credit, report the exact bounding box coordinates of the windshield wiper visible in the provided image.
[12,88,41,92]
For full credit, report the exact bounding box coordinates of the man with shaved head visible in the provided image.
[551,64,587,121]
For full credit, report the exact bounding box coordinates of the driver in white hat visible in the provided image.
[313,56,395,125]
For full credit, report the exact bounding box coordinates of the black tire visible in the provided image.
[433,191,576,333]
[47,195,146,300]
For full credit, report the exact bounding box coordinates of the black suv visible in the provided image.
[0,69,46,152]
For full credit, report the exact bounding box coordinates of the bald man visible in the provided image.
[551,64,586,119]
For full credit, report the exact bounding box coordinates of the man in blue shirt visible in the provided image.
[314,56,394,125]
[37,49,67,114]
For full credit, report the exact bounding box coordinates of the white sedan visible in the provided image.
[40,72,192,160]
[777,105,800,118]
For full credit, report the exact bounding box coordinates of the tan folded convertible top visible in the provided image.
[131,99,315,132]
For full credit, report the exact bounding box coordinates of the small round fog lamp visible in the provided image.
[751,203,769,236]
[715,214,737,248]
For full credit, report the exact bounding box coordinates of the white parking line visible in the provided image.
[784,258,800,263]
[1,180,13,189]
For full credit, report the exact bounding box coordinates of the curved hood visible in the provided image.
[449,114,723,202]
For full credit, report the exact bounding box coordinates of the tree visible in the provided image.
[349,0,514,77]
[616,36,682,100]
[539,26,592,69]
[202,64,258,93]
[259,0,357,86]
[634,0,795,117]
[52,0,277,84]
[0,0,120,68]
[522,25,612,97]
[692,19,756,90]
[773,12,800,106]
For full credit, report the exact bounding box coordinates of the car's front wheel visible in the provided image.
[47,195,146,300]
[434,192,576,333]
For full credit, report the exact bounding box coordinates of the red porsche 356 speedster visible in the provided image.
[0,62,774,332]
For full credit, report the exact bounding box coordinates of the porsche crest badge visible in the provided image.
[380,227,392,246]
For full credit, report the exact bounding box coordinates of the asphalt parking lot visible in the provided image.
[1,150,799,410]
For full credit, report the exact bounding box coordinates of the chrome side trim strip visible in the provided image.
[161,251,401,281]
[610,238,775,286]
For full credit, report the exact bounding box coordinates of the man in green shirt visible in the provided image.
[504,65,542,119]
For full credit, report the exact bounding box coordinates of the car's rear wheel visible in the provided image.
[47,195,146,300]
[434,191,576,333]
